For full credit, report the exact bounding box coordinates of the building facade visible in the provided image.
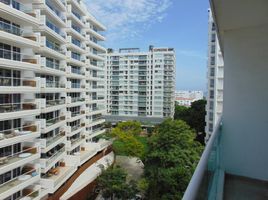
[105,47,176,124]
[205,9,224,140]
[175,90,203,107]
[0,1,112,200]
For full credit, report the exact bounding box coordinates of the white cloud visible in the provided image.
[85,0,172,45]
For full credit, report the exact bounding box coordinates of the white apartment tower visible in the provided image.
[0,1,113,200]
[205,9,224,140]
[105,46,176,124]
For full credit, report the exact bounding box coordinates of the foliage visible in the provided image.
[97,166,138,200]
[144,119,203,200]
[174,99,207,144]
[116,121,142,136]
[108,121,146,159]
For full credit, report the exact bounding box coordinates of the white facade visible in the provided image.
[205,9,224,140]
[0,1,110,199]
[105,47,176,124]
[175,90,203,107]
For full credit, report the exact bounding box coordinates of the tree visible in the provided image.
[108,121,145,160]
[144,119,203,200]
[116,121,142,136]
[174,100,207,144]
[96,166,138,200]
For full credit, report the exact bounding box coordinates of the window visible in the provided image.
[210,56,215,65]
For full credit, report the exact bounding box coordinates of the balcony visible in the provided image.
[0,147,39,173]
[0,101,38,117]
[0,123,39,146]
[183,117,268,200]
[45,0,66,23]
[71,97,85,103]
[45,116,65,127]
[41,165,76,193]
[0,166,39,199]
[0,48,38,64]
[0,0,36,18]
[0,77,37,88]
[46,40,65,55]
[45,80,65,89]
[40,133,65,149]
[41,147,65,168]
[46,99,65,108]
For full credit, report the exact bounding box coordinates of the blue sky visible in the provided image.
[86,0,209,91]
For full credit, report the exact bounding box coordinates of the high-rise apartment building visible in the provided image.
[205,9,224,140]
[0,1,113,199]
[105,46,176,124]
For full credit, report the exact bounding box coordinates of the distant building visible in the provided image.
[105,46,176,124]
[175,91,204,107]
[205,9,224,140]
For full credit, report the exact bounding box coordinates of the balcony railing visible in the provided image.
[45,146,65,166]
[0,0,34,15]
[46,116,64,126]
[46,81,65,88]
[183,118,222,200]
[45,134,64,147]
[0,124,37,141]
[46,59,60,70]
[0,168,38,195]
[0,77,36,87]
[45,0,65,22]
[71,83,81,88]
[71,125,81,132]
[0,20,22,35]
[0,147,37,167]
[71,97,85,103]
[71,111,81,117]
[46,40,65,54]
[46,99,65,107]
[0,48,37,63]
[0,102,36,113]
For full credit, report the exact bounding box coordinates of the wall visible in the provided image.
[221,25,268,181]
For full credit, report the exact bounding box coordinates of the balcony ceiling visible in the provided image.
[210,0,268,51]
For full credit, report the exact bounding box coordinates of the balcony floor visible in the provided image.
[224,174,268,200]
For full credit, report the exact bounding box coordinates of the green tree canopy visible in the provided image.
[116,121,142,136]
[97,166,138,200]
[174,99,207,144]
[144,119,203,200]
[108,121,145,159]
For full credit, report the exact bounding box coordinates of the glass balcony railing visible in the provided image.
[183,118,222,200]
[45,134,64,147]
[45,0,65,22]
[0,168,38,195]
[71,97,85,103]
[45,146,65,166]
[46,116,64,126]
[0,102,36,113]
[0,147,37,167]
[46,99,65,107]
[71,111,80,117]
[0,124,37,141]
[0,20,22,35]
[0,0,33,14]
[71,83,81,88]
[46,59,60,70]
[46,40,65,54]
[46,81,60,88]
[0,77,36,87]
